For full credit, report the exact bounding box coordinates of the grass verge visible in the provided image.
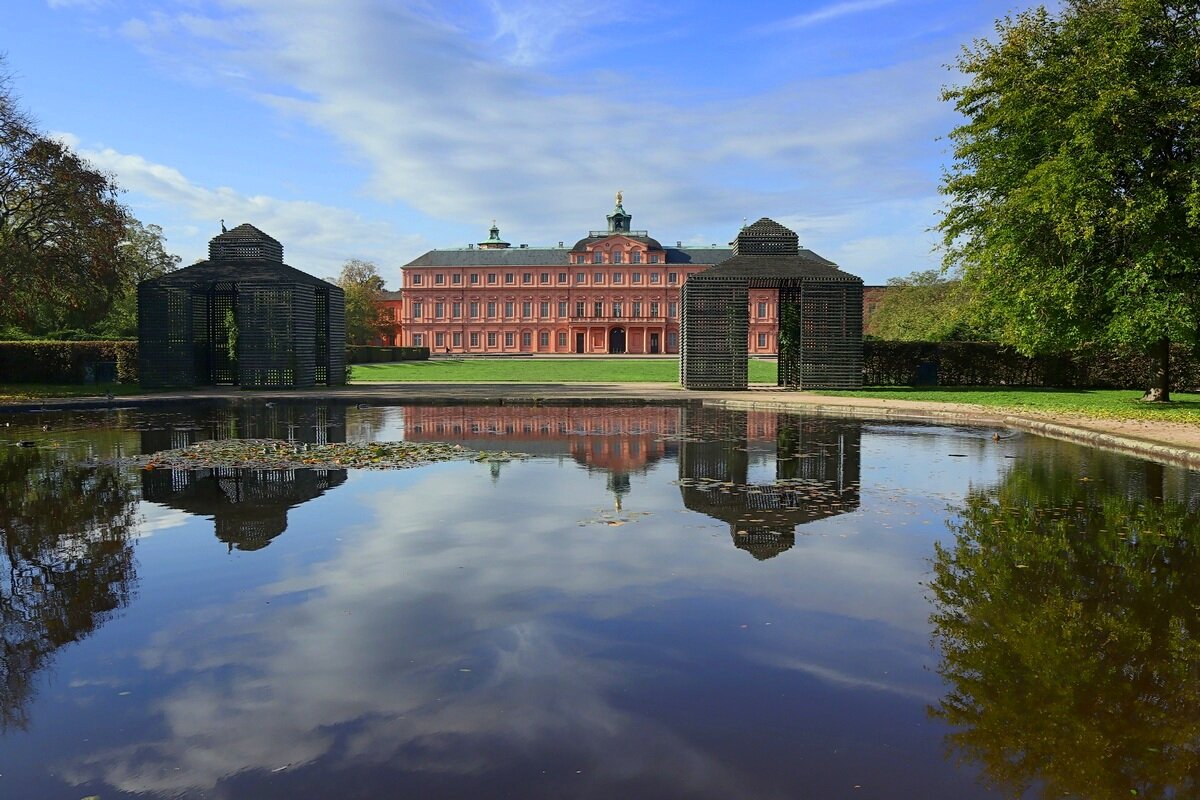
[0,383,142,402]
[352,358,779,384]
[818,387,1200,424]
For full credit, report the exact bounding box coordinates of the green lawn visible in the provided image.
[0,383,141,402]
[4,367,1197,427]
[821,386,1200,424]
[352,358,780,384]
[351,360,1200,422]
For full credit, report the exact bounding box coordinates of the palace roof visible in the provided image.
[404,245,733,268]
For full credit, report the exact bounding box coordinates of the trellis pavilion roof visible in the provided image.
[138,224,346,389]
[680,218,863,390]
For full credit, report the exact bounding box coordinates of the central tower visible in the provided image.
[606,191,632,234]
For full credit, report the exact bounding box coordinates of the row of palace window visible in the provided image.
[410,300,677,320]
[411,422,674,436]
[410,270,679,287]
[573,251,660,265]
[411,331,681,349]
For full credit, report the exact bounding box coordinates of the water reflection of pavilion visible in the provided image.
[401,405,682,505]
[139,402,346,455]
[142,467,347,551]
[679,407,861,559]
[140,402,349,551]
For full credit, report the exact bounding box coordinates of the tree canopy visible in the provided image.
[95,220,181,338]
[939,0,1200,400]
[866,270,981,341]
[0,60,129,336]
[332,259,388,345]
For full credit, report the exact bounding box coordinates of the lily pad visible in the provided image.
[125,438,529,471]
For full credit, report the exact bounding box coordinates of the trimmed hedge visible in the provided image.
[2,339,1193,391]
[345,346,429,364]
[863,340,1200,391]
[0,340,139,384]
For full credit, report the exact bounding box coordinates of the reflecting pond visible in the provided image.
[0,401,1198,799]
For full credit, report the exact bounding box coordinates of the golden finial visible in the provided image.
[615,190,623,206]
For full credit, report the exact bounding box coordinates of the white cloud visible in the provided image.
[484,0,640,66]
[109,0,953,277]
[73,142,429,277]
[772,0,903,30]
[775,195,946,279]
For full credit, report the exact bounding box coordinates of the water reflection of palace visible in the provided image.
[678,407,861,559]
[401,405,682,505]
[140,402,349,551]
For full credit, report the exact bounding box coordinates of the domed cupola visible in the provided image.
[478,220,511,249]
[606,191,632,234]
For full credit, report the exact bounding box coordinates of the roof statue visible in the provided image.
[607,193,632,233]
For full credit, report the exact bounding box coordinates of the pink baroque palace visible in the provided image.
[391,195,839,355]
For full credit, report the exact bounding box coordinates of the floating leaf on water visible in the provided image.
[121,438,531,472]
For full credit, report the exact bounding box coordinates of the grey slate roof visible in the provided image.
[143,258,339,290]
[405,247,733,267]
[666,247,733,264]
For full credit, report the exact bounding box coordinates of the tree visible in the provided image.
[929,449,1200,798]
[95,220,181,338]
[0,446,139,730]
[866,270,981,341]
[939,0,1200,401]
[0,59,128,336]
[332,259,388,345]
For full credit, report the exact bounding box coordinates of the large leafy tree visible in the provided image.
[332,258,388,345]
[95,220,182,338]
[0,60,128,336]
[867,270,981,341]
[939,0,1200,401]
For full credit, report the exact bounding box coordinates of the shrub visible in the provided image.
[0,340,138,384]
[345,346,429,364]
[863,341,1199,391]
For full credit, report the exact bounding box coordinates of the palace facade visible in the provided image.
[392,198,842,355]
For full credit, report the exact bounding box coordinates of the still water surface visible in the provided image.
[0,401,1197,799]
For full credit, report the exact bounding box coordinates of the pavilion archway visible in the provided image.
[679,218,862,391]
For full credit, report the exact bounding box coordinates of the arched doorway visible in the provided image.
[609,327,626,354]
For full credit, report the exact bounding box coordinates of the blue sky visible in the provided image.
[9,0,1027,285]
